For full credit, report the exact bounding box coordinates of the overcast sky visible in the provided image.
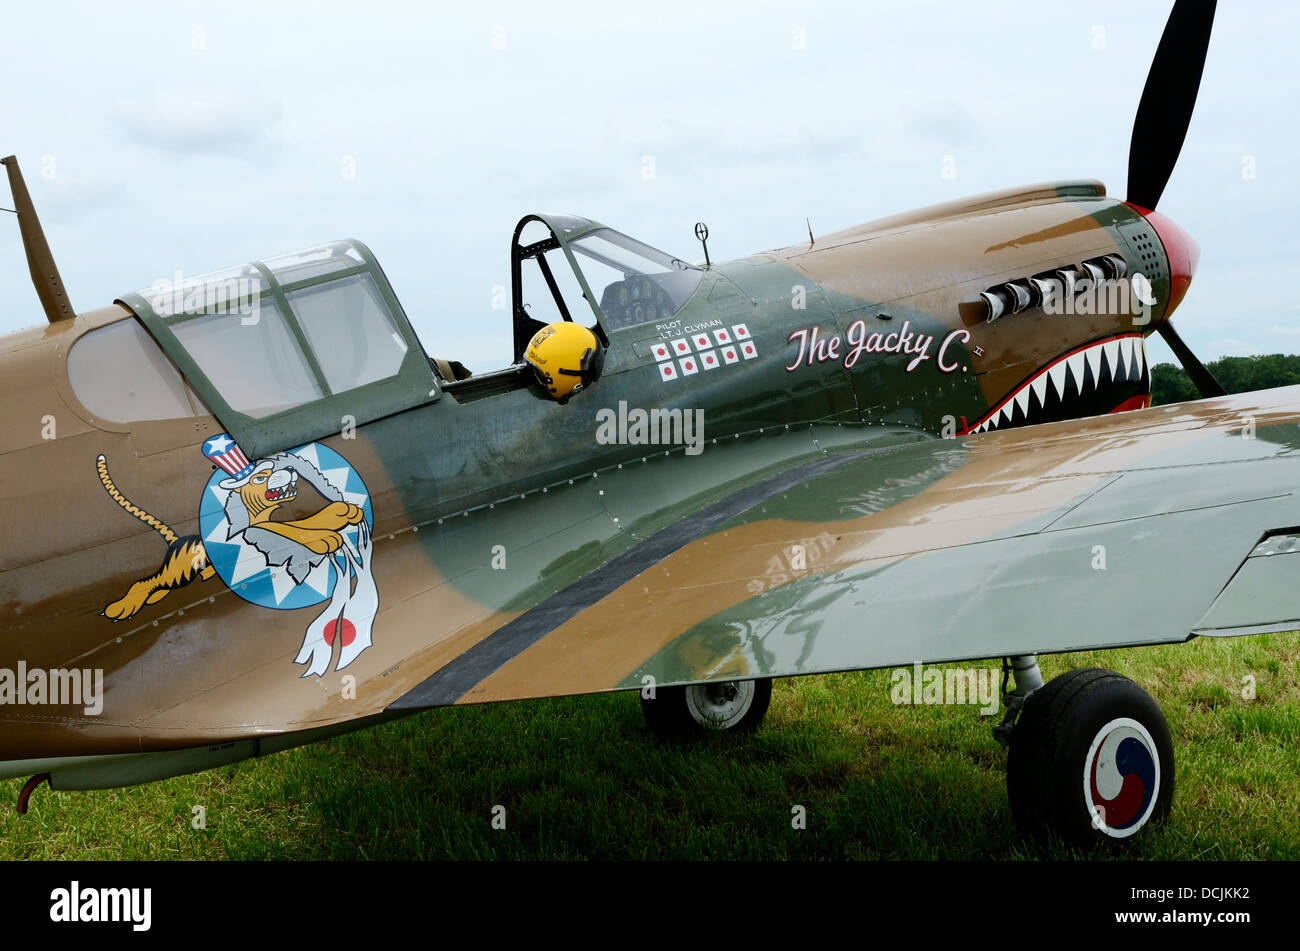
[2,0,1296,371]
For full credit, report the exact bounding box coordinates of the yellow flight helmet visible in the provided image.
[525,322,605,402]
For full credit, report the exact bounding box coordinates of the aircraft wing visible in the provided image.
[11,386,1300,789]
[392,385,1300,709]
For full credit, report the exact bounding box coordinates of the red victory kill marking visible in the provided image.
[673,339,690,354]
[323,617,356,647]
[654,344,670,360]
[660,362,677,380]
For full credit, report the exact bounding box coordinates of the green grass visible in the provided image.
[3,636,1299,859]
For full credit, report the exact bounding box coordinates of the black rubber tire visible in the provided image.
[641,677,773,739]
[1007,667,1174,850]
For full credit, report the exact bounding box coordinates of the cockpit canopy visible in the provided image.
[117,240,436,457]
[511,213,703,361]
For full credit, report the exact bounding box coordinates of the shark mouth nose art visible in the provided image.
[964,334,1150,435]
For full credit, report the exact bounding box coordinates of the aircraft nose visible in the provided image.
[1127,204,1200,319]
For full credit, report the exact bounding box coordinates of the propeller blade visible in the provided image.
[1156,321,1225,398]
[1127,0,1217,212]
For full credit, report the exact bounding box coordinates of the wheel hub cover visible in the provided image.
[685,680,754,730]
[1084,716,1160,838]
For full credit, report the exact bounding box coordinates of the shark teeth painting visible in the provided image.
[963,334,1150,435]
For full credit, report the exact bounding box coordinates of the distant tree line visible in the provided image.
[1150,354,1300,406]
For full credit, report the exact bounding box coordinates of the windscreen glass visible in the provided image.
[568,228,702,330]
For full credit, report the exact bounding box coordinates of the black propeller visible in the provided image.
[1129,1,1225,399]
[1127,0,1217,213]
[1156,321,1226,397]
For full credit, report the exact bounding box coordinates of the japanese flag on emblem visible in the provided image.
[732,323,751,340]
[679,355,699,375]
[659,361,679,381]
[699,349,720,370]
[721,346,740,364]
[652,341,672,362]
[692,332,711,350]
[740,341,758,360]
[713,328,731,345]
[670,338,691,356]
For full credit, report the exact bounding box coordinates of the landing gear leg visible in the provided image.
[992,654,1042,747]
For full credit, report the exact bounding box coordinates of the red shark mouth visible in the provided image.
[964,334,1150,435]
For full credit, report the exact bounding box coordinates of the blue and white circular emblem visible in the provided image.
[198,440,374,611]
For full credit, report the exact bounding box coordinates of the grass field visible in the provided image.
[3,636,1298,860]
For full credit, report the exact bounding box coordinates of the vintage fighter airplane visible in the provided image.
[1,0,1292,848]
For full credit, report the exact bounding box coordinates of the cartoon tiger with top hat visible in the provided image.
[98,434,366,622]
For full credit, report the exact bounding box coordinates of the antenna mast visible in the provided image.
[2,155,76,323]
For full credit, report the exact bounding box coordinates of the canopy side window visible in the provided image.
[117,239,437,458]
[520,246,591,328]
[171,299,325,418]
[67,317,209,423]
[568,229,703,332]
[286,273,408,394]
